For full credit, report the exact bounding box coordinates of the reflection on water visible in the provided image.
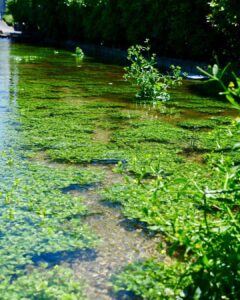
[0,40,11,99]
[0,39,18,150]
[0,39,11,148]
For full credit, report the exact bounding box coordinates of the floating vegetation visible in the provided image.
[177,116,232,130]
[0,149,101,294]
[0,41,239,299]
[0,265,87,300]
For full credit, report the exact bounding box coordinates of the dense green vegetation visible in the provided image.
[208,0,240,59]
[0,44,107,298]
[108,66,240,299]
[1,0,240,294]
[5,0,240,60]
[1,42,238,299]
[124,41,183,101]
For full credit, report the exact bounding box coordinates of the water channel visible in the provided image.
[0,39,237,299]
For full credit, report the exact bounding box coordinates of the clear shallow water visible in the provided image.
[0,39,162,299]
[0,39,237,299]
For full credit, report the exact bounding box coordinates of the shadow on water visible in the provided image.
[91,159,128,165]
[100,199,122,210]
[31,249,97,267]
[111,291,142,300]
[71,188,161,299]
[62,182,100,194]
[118,219,158,238]
[29,151,160,299]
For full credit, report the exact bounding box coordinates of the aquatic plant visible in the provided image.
[177,116,232,130]
[0,265,86,300]
[0,148,101,297]
[75,47,84,59]
[124,41,184,101]
[2,42,239,298]
[111,151,240,299]
[111,66,240,299]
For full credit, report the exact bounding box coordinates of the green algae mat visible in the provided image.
[0,40,238,299]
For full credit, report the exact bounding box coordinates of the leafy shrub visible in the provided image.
[75,46,84,58]
[124,41,184,101]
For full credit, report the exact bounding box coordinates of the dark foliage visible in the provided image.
[6,0,229,60]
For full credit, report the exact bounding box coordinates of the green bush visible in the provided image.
[124,41,183,101]
[208,0,240,59]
